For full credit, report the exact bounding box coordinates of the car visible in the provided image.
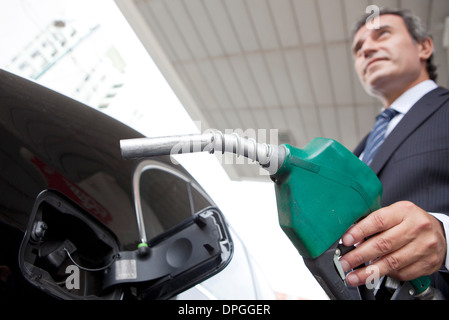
[0,69,271,300]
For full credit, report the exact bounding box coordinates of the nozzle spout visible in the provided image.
[120,130,285,175]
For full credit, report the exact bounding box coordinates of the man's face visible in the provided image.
[352,14,430,100]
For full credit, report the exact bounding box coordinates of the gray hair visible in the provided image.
[351,8,437,82]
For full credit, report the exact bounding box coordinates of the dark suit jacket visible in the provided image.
[354,87,449,213]
[354,86,449,296]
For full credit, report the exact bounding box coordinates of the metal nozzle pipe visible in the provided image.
[120,133,213,159]
[120,130,285,175]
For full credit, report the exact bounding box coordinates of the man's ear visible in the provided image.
[418,36,434,61]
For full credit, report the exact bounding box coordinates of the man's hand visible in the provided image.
[339,201,446,287]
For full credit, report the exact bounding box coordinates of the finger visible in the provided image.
[345,242,420,286]
[387,261,428,282]
[340,232,405,272]
[341,219,413,272]
[342,204,402,247]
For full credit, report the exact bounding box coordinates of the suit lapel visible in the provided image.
[370,87,449,174]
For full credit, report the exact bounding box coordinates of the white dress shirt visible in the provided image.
[385,80,438,137]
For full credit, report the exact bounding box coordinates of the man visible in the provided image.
[339,8,449,297]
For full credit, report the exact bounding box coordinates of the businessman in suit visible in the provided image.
[339,8,449,296]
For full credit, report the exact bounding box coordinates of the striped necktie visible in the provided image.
[362,108,399,165]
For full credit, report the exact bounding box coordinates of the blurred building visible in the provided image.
[5,19,125,110]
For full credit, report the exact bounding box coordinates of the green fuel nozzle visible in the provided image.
[120,130,434,300]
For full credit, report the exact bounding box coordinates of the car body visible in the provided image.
[0,69,272,300]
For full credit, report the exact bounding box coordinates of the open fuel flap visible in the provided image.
[19,190,233,300]
[102,206,233,300]
[19,190,122,299]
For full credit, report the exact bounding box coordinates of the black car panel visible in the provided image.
[0,69,233,300]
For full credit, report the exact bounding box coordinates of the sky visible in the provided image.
[0,0,327,299]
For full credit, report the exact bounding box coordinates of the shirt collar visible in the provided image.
[389,80,438,114]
